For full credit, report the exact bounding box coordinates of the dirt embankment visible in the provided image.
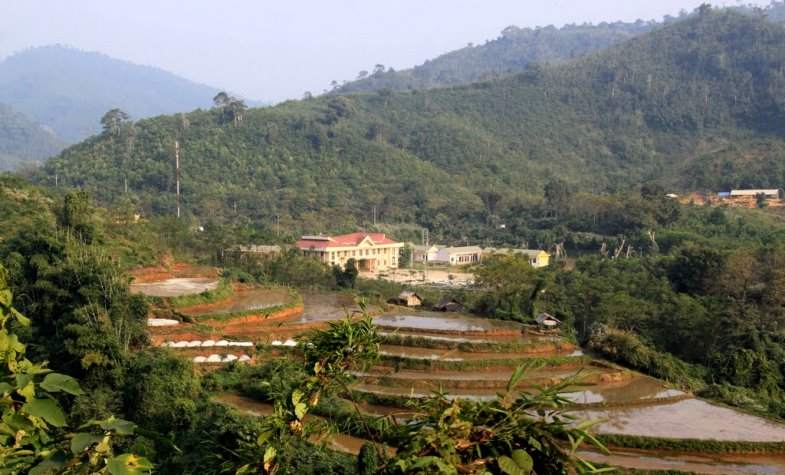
[130,262,220,284]
[148,304,305,344]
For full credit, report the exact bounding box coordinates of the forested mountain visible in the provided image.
[0,45,225,142]
[335,2,785,95]
[0,103,65,170]
[40,9,785,238]
[335,21,656,94]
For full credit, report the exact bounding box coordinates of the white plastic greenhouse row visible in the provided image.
[147,318,180,327]
[161,340,254,348]
[270,339,298,347]
[193,354,252,364]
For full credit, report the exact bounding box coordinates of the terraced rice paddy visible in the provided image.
[179,287,290,317]
[145,287,785,474]
[131,277,219,297]
[373,313,524,334]
[578,398,785,441]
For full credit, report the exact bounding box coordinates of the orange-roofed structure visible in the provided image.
[296,233,404,271]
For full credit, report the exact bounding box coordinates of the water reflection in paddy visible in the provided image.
[299,291,359,322]
[130,278,218,297]
[577,398,785,441]
[374,313,523,333]
[562,376,685,405]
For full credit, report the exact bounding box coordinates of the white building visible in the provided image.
[432,246,483,266]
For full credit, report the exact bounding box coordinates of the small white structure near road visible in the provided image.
[147,318,179,327]
[433,246,483,265]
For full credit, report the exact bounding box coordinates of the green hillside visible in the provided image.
[0,45,226,142]
[40,9,785,237]
[0,103,65,170]
[336,21,654,94]
[335,2,785,95]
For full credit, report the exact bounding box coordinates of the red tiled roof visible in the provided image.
[296,232,398,249]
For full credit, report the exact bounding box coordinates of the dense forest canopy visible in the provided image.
[334,1,785,95]
[38,10,785,244]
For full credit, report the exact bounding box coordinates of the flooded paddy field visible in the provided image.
[130,277,219,297]
[562,375,687,406]
[297,291,361,322]
[373,313,524,335]
[577,398,785,442]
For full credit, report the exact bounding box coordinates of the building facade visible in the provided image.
[296,233,404,271]
[484,248,551,268]
[411,244,440,263]
[432,246,483,265]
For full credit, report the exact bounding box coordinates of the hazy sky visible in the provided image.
[0,0,762,102]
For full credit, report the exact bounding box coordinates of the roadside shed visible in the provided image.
[395,290,423,307]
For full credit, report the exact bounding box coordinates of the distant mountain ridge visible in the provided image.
[0,45,231,142]
[336,1,785,95]
[0,103,65,170]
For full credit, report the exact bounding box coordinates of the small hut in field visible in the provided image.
[394,290,423,307]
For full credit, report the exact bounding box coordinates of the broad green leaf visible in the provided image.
[291,389,304,406]
[10,307,30,327]
[0,289,11,306]
[23,398,66,427]
[498,455,525,475]
[41,373,84,396]
[511,449,533,472]
[263,446,277,464]
[28,454,67,475]
[257,430,272,446]
[235,464,253,475]
[106,454,154,475]
[100,417,137,435]
[294,402,307,421]
[0,382,12,394]
[71,432,102,454]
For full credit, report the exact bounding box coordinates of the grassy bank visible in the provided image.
[188,288,303,322]
[598,434,785,454]
[378,332,571,353]
[377,353,590,371]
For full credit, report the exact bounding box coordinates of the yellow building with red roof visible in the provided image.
[296,233,404,271]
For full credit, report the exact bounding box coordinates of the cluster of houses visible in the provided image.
[717,189,780,199]
[411,244,550,269]
[297,233,550,271]
[231,232,550,273]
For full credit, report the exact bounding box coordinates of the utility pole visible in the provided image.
[372,206,377,226]
[124,176,128,194]
[422,228,429,282]
[175,140,181,219]
[54,173,58,187]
